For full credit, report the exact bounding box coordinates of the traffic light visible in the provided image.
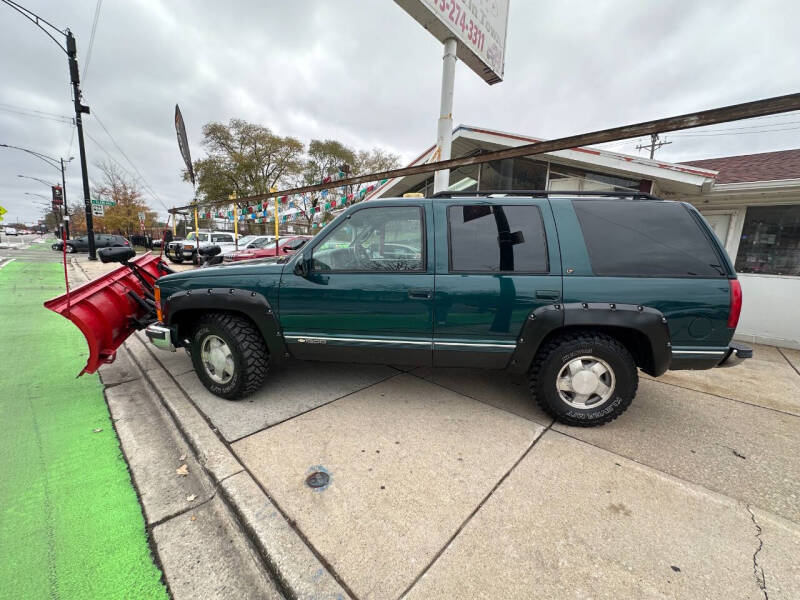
[52,185,63,205]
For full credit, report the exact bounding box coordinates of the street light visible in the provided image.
[18,174,57,187]
[1,0,96,259]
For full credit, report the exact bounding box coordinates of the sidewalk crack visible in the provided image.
[746,505,768,600]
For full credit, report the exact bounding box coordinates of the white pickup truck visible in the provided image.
[165,230,238,265]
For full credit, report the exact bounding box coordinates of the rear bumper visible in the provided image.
[145,323,177,352]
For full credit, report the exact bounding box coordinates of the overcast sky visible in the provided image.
[1,0,798,224]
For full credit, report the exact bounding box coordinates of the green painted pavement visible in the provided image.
[0,261,167,600]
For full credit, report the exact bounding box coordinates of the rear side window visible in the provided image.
[572,200,726,277]
[448,205,548,273]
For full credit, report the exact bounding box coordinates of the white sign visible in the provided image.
[395,0,509,84]
[138,212,146,222]
[92,204,104,217]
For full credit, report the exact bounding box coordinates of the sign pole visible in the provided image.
[230,193,239,250]
[433,38,457,194]
[274,196,279,255]
[193,203,199,237]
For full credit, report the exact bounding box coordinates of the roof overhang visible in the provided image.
[369,125,718,200]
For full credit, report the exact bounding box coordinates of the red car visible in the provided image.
[228,235,311,262]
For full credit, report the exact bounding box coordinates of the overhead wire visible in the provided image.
[87,111,170,212]
[82,0,103,82]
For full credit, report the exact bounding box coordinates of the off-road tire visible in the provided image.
[189,313,269,399]
[528,332,638,427]
[167,256,183,264]
[191,252,200,266]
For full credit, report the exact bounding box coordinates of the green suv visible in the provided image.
[146,192,750,426]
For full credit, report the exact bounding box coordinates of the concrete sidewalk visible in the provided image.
[122,327,800,599]
[78,255,800,598]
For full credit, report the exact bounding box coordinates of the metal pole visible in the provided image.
[230,193,239,250]
[433,38,457,194]
[66,31,95,259]
[60,158,69,239]
[274,196,279,255]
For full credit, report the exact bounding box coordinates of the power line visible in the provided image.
[82,0,103,82]
[91,111,166,209]
[0,104,74,125]
[84,116,169,212]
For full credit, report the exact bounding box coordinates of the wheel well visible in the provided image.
[536,325,656,375]
[170,309,260,347]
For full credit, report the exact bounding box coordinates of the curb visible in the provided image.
[123,332,351,600]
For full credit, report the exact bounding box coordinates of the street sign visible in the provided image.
[91,204,105,217]
[138,211,146,222]
[395,0,510,84]
[90,198,115,207]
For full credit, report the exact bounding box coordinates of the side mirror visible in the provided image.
[98,246,136,264]
[293,255,310,277]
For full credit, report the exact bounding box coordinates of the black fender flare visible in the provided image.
[507,302,671,376]
[165,287,287,361]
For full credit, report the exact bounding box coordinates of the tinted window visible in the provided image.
[573,200,725,277]
[312,206,424,272]
[448,205,548,273]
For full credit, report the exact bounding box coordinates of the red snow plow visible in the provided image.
[44,248,173,376]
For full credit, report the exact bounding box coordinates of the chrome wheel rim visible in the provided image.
[556,355,616,409]
[201,335,235,384]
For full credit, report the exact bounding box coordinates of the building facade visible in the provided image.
[369,126,800,348]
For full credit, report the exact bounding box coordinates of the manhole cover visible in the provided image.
[306,470,330,489]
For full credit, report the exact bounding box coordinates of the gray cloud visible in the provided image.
[1,0,798,223]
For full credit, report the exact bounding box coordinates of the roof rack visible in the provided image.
[430,189,661,201]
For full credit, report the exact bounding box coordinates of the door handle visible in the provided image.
[408,289,432,300]
[536,290,561,300]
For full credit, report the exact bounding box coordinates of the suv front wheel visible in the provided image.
[528,332,638,427]
[189,313,269,399]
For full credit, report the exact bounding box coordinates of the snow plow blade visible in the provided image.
[44,253,169,376]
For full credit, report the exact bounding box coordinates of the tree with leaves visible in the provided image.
[91,161,157,237]
[190,119,304,210]
[297,141,400,230]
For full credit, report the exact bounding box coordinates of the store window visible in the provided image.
[735,205,800,276]
[548,165,639,192]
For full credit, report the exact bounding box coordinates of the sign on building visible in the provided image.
[394,0,510,84]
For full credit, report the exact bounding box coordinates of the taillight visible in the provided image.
[154,285,163,322]
[728,279,742,329]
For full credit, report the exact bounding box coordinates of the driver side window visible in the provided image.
[311,206,424,272]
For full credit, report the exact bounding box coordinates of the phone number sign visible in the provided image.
[395,0,509,84]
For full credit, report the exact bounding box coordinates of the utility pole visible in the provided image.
[66,30,96,259]
[60,158,69,239]
[636,133,672,159]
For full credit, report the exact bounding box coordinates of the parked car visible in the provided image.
[220,235,275,258]
[133,192,750,426]
[227,235,311,261]
[165,230,238,265]
[4,227,18,236]
[52,234,131,253]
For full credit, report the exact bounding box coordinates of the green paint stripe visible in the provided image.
[0,261,167,600]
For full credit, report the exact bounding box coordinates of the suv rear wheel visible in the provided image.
[189,313,269,399]
[528,332,638,426]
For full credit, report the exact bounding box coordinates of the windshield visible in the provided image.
[251,237,276,249]
[186,232,197,241]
